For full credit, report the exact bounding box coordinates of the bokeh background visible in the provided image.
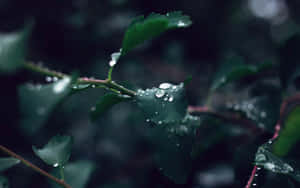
[1,0,300,187]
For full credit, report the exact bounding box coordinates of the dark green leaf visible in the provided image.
[51,160,95,188]
[136,82,188,125]
[210,55,273,91]
[121,12,191,55]
[18,77,73,135]
[273,107,300,157]
[0,23,32,73]
[0,176,9,188]
[32,135,73,167]
[0,158,20,172]
[255,142,300,182]
[90,93,132,120]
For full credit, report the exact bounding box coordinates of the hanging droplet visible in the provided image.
[155,89,165,98]
[159,83,172,89]
[163,97,168,101]
[91,84,96,88]
[53,77,58,82]
[109,59,116,67]
[168,96,174,102]
[177,20,186,27]
[158,121,162,125]
[252,183,257,186]
[53,163,59,167]
[53,77,71,94]
[146,119,150,122]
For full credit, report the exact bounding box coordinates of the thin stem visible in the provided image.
[60,166,65,181]
[245,166,257,188]
[23,62,136,97]
[0,145,71,188]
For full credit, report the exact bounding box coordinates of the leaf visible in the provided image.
[254,142,300,182]
[51,160,95,188]
[32,135,73,167]
[18,77,73,135]
[0,176,9,188]
[0,23,32,73]
[90,93,132,120]
[210,55,273,91]
[136,82,188,125]
[0,158,20,172]
[272,107,300,157]
[121,11,191,55]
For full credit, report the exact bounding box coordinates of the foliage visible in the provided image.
[1,6,300,188]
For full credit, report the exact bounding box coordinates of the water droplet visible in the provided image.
[45,76,52,82]
[53,77,58,82]
[257,167,261,170]
[53,163,59,167]
[172,86,177,90]
[155,111,158,115]
[252,183,257,186]
[91,85,96,88]
[155,89,165,98]
[264,163,275,171]
[53,77,71,94]
[255,154,267,162]
[168,96,174,102]
[254,173,258,177]
[109,59,116,67]
[164,97,168,101]
[159,83,172,89]
[268,140,273,144]
[176,143,180,147]
[283,163,294,173]
[91,106,96,111]
[177,20,186,27]
[158,121,162,125]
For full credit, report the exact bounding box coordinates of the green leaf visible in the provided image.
[32,135,73,167]
[136,82,188,125]
[18,77,73,135]
[273,107,300,157]
[51,160,95,188]
[121,11,191,55]
[90,93,132,120]
[0,23,32,73]
[255,142,300,182]
[0,176,9,188]
[210,55,273,91]
[0,158,20,172]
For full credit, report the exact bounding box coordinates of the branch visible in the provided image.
[23,62,136,97]
[0,145,72,188]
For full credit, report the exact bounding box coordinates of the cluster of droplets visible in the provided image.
[226,98,268,128]
[45,76,59,83]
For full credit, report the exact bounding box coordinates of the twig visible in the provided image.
[23,62,136,97]
[0,145,72,188]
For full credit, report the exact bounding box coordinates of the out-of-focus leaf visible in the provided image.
[254,142,300,182]
[0,176,9,188]
[0,23,32,73]
[121,11,191,55]
[273,107,300,157]
[0,158,20,172]
[136,82,188,125]
[18,77,73,135]
[227,96,280,132]
[210,55,273,91]
[32,135,73,167]
[90,93,132,121]
[51,160,95,188]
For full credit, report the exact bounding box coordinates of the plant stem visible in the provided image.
[23,62,136,97]
[0,145,72,188]
[60,166,65,180]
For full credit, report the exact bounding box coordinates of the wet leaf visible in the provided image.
[136,82,188,125]
[18,77,73,135]
[0,158,20,172]
[0,176,9,188]
[32,135,73,167]
[121,12,191,55]
[210,55,273,91]
[0,23,32,73]
[91,93,132,121]
[254,142,300,182]
[273,107,300,157]
[51,160,95,188]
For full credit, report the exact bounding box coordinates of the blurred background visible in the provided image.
[1,0,300,187]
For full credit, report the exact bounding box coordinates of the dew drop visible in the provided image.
[109,59,116,67]
[159,83,172,89]
[168,96,174,102]
[172,86,177,90]
[257,167,261,170]
[155,111,158,115]
[268,140,273,144]
[91,106,96,111]
[163,97,168,101]
[260,111,267,118]
[252,183,257,186]
[53,77,58,82]
[53,77,71,94]
[53,163,59,167]
[264,163,275,171]
[158,121,162,125]
[155,89,165,98]
[45,76,52,82]
[177,20,186,27]
[254,173,258,177]
[91,84,96,88]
